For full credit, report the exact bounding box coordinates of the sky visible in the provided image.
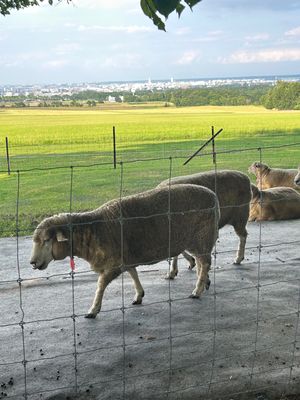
[1,0,300,85]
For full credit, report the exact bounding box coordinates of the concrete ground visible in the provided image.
[0,220,300,400]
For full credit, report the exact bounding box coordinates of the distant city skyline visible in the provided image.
[1,73,300,90]
[2,74,300,100]
[1,0,300,85]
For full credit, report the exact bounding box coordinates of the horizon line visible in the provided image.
[1,73,300,88]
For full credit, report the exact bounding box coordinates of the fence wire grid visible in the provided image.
[0,140,300,400]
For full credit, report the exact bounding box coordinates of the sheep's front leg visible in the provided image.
[165,252,196,279]
[128,268,145,305]
[165,256,179,280]
[190,255,211,299]
[85,269,121,319]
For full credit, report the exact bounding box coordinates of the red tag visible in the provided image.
[70,257,75,270]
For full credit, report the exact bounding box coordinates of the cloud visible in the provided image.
[0,60,20,68]
[211,0,300,11]
[220,48,300,64]
[193,30,223,43]
[176,51,201,65]
[0,51,46,67]
[72,0,137,11]
[81,53,143,70]
[285,26,300,37]
[244,33,270,42]
[77,24,153,33]
[174,27,191,36]
[53,43,81,55]
[43,59,69,69]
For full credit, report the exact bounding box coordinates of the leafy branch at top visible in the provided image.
[0,0,202,30]
[140,0,202,30]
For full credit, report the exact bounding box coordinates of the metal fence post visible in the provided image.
[5,136,11,175]
[113,126,117,169]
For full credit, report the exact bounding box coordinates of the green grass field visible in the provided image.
[1,104,300,237]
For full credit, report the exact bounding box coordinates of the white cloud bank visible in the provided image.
[43,59,70,69]
[244,33,270,42]
[77,24,153,33]
[176,50,201,65]
[220,48,300,63]
[285,26,300,37]
[72,0,136,10]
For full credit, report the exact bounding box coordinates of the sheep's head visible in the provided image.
[295,166,300,186]
[30,224,70,270]
[248,162,270,176]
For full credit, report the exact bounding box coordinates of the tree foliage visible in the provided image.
[140,0,202,30]
[0,86,270,108]
[1,0,44,16]
[125,86,269,107]
[262,81,300,110]
[0,0,202,30]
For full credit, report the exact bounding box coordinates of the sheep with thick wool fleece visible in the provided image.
[157,170,251,279]
[30,184,220,318]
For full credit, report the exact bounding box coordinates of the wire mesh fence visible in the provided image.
[0,138,300,400]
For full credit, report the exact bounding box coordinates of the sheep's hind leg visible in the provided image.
[233,224,248,265]
[85,269,121,319]
[190,254,211,299]
[128,267,145,305]
[183,251,196,270]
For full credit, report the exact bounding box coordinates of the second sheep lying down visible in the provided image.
[249,184,300,221]
[30,184,220,318]
[158,170,252,278]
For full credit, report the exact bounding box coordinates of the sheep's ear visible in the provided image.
[56,231,69,242]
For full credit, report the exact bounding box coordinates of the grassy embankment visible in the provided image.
[0,104,299,237]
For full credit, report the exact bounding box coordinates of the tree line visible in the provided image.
[261,81,300,110]
[125,82,300,109]
[1,82,300,110]
[125,86,268,107]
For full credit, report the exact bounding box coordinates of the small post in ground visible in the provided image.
[113,126,117,169]
[5,136,11,175]
[211,126,216,165]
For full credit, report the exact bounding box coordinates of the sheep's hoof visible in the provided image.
[234,258,243,265]
[189,294,200,299]
[84,313,97,319]
[132,299,142,305]
[132,290,144,305]
[188,262,196,270]
[165,271,177,280]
